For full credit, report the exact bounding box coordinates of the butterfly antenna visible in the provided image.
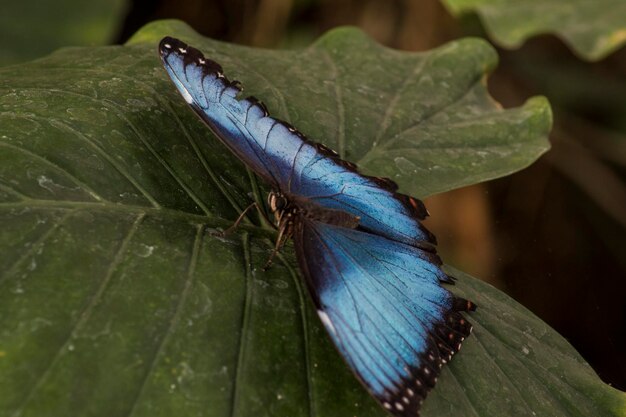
[215,202,258,237]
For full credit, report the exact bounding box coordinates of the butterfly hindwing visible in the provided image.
[159,37,434,248]
[294,220,474,416]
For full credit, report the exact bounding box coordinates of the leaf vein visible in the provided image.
[10,213,145,417]
[363,79,482,163]
[474,321,602,415]
[126,223,205,417]
[373,55,429,145]
[322,52,346,158]
[471,329,540,415]
[277,252,315,417]
[0,200,274,237]
[0,139,105,203]
[231,233,254,417]
[0,209,74,285]
[229,56,292,123]
[166,98,248,216]
[445,368,481,417]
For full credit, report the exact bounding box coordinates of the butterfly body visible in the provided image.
[159,36,475,417]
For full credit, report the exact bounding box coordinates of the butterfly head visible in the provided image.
[267,191,292,227]
[267,191,287,213]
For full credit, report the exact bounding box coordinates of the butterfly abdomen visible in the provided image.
[286,194,360,229]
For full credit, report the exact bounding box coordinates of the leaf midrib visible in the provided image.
[0,199,272,235]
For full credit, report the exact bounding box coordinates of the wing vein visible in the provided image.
[307,224,410,391]
[227,118,281,187]
[287,141,307,193]
[325,230,431,360]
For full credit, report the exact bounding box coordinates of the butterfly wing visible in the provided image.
[159,37,434,248]
[293,219,475,416]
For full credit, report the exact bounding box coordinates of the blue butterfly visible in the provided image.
[159,36,475,416]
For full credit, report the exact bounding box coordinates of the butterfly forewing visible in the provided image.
[159,37,435,248]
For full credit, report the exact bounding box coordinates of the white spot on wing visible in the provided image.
[317,311,336,335]
[180,87,194,104]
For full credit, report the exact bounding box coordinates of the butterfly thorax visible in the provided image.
[268,191,360,234]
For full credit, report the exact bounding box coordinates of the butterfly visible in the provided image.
[159,36,476,416]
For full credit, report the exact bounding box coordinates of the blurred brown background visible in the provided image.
[114,0,625,390]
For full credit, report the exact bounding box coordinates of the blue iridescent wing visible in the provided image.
[159,37,434,248]
[294,220,475,416]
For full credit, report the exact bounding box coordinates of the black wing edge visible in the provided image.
[159,36,251,109]
[159,36,224,79]
[158,36,433,241]
[379,297,476,417]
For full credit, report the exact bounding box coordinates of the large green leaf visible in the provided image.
[441,0,626,61]
[0,19,621,417]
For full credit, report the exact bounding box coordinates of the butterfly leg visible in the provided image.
[262,222,291,270]
[256,201,276,229]
[215,202,259,237]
